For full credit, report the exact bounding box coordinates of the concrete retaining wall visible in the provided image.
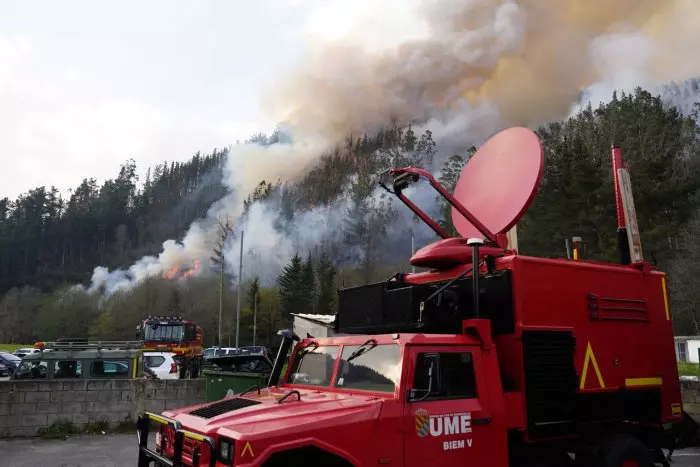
[682,380,700,422]
[0,379,205,438]
[0,379,692,438]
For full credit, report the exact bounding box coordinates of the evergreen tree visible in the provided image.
[416,130,437,167]
[402,124,417,152]
[316,251,337,314]
[301,254,317,312]
[277,253,305,316]
[247,276,261,311]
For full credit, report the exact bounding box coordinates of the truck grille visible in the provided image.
[189,397,261,419]
[522,330,577,439]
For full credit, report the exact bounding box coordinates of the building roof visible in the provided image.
[291,313,336,326]
[675,336,700,341]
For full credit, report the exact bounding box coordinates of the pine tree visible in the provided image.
[402,124,417,152]
[301,254,317,312]
[416,130,437,167]
[277,253,304,317]
[247,276,261,311]
[316,251,337,314]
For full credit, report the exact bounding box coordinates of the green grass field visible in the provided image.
[678,361,700,377]
[0,344,31,353]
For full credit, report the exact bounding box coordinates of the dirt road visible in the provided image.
[0,435,699,467]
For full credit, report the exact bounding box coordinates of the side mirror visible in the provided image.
[268,329,301,387]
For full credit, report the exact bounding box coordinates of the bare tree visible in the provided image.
[210,215,234,346]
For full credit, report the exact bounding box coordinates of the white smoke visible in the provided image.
[79,137,328,296]
[233,178,440,286]
[78,0,700,297]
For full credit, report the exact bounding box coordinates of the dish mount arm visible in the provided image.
[378,166,500,246]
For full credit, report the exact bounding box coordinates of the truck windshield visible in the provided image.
[334,343,400,393]
[143,323,184,342]
[287,345,339,387]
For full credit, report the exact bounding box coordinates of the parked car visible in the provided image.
[203,347,218,359]
[203,347,239,360]
[143,351,180,380]
[11,341,146,380]
[0,351,21,375]
[238,345,268,356]
[13,347,41,358]
[0,362,10,377]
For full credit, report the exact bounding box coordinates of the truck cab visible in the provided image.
[137,324,511,467]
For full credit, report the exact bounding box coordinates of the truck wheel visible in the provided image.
[596,434,655,467]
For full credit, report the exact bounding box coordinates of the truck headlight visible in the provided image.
[218,437,234,465]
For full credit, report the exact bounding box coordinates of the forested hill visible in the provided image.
[2,86,700,346]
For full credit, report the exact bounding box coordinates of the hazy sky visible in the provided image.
[0,0,346,200]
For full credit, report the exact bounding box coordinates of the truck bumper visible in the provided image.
[136,412,216,467]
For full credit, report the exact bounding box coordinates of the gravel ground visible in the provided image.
[0,435,698,467]
[0,435,136,467]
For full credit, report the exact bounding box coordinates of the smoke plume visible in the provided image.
[269,0,699,143]
[81,0,700,296]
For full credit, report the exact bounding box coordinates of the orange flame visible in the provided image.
[161,260,201,281]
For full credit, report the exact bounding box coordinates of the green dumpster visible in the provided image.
[202,353,273,402]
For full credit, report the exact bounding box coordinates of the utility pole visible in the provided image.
[253,291,258,346]
[235,230,244,349]
[218,252,224,347]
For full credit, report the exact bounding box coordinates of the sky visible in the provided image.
[0,0,339,200]
[3,1,699,203]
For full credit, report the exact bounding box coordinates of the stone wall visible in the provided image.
[0,379,205,438]
[682,380,700,413]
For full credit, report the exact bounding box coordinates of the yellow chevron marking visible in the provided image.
[242,441,255,458]
[580,341,605,390]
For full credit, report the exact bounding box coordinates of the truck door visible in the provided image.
[403,345,507,467]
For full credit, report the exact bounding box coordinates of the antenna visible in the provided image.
[379,127,543,250]
[451,127,544,242]
[235,230,244,349]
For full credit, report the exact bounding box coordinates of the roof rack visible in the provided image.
[144,315,184,321]
[34,340,145,351]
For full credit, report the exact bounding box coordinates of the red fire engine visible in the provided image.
[136,315,204,379]
[135,127,693,466]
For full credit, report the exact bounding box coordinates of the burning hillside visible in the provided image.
[161,260,201,281]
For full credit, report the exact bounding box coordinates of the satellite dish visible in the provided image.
[451,127,543,241]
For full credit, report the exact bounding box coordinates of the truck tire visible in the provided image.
[596,433,655,467]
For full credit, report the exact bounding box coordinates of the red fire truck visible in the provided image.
[136,315,204,379]
[135,128,693,466]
